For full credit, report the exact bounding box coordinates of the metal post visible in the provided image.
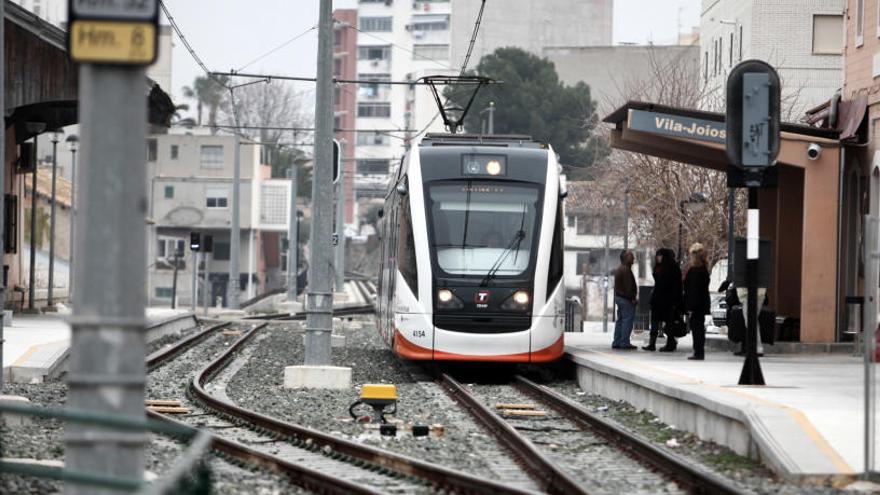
[227,135,241,308]
[170,250,179,309]
[68,140,78,304]
[623,181,629,250]
[66,64,148,495]
[864,215,879,479]
[28,134,38,310]
[191,249,198,314]
[677,201,685,265]
[305,0,335,365]
[727,187,735,280]
[287,162,299,301]
[47,133,59,308]
[602,209,610,334]
[738,187,765,385]
[202,252,210,317]
[334,177,345,292]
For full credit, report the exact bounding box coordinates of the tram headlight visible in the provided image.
[486,160,502,176]
[502,290,531,310]
[437,289,464,309]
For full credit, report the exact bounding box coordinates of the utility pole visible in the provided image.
[26,127,43,310]
[47,131,60,308]
[727,188,735,280]
[287,161,299,301]
[305,0,336,365]
[623,179,630,250]
[66,135,78,304]
[191,250,198,314]
[227,134,241,308]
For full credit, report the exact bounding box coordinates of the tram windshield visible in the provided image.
[426,181,540,277]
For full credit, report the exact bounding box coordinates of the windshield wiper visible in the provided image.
[479,230,526,287]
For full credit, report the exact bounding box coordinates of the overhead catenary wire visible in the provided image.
[210,70,493,86]
[236,24,318,72]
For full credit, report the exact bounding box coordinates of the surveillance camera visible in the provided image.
[807,143,822,160]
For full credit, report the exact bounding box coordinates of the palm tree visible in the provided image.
[182,75,229,131]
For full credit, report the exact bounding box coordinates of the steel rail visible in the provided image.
[190,323,536,495]
[241,303,375,321]
[145,321,231,370]
[514,375,748,495]
[439,373,587,495]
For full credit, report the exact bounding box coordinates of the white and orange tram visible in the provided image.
[376,133,566,363]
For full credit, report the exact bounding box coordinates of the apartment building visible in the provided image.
[146,132,293,307]
[334,9,359,229]
[354,0,454,197]
[700,0,844,116]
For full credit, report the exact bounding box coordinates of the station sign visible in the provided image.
[627,109,726,144]
[67,0,159,65]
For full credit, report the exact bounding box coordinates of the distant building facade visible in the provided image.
[699,0,843,117]
[334,9,359,229]
[450,0,613,69]
[146,132,293,307]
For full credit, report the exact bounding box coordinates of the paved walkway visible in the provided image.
[566,324,869,479]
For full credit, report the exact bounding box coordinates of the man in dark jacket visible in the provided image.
[612,250,637,349]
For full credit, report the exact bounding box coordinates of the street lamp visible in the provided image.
[24,121,45,311]
[47,129,63,308]
[678,191,707,263]
[66,134,78,304]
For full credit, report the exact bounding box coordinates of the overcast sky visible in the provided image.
[165,0,699,112]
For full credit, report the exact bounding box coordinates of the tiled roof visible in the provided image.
[565,180,603,214]
[26,166,72,207]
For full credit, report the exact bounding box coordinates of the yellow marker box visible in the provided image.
[70,20,156,64]
[361,384,398,401]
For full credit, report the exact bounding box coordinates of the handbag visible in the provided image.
[665,309,688,338]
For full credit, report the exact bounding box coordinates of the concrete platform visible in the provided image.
[2,309,193,383]
[565,326,865,482]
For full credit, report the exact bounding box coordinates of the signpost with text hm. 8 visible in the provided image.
[65,1,159,493]
[726,60,781,386]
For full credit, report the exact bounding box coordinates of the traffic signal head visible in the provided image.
[190,232,201,252]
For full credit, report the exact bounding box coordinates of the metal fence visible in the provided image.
[0,401,213,493]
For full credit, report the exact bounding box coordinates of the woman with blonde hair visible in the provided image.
[683,243,711,360]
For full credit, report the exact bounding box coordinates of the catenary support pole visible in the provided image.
[202,252,210,317]
[227,135,241,308]
[335,176,344,292]
[738,187,765,385]
[305,0,335,365]
[28,134,38,310]
[487,101,495,135]
[47,134,59,307]
[287,162,298,301]
[65,64,148,495]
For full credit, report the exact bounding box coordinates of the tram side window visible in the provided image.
[547,199,564,295]
[398,192,419,298]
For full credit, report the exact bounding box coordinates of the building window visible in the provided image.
[812,15,844,54]
[703,51,708,82]
[358,45,391,61]
[357,159,391,174]
[409,15,449,32]
[356,132,391,146]
[200,145,224,169]
[333,29,342,46]
[170,144,179,159]
[333,58,342,76]
[857,0,865,46]
[147,138,157,162]
[155,287,174,299]
[357,102,391,118]
[213,241,230,261]
[358,73,391,98]
[164,185,174,199]
[157,237,185,259]
[566,215,575,228]
[413,44,449,61]
[205,187,229,208]
[359,16,392,32]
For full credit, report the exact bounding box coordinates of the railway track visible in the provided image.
[150,320,536,494]
[242,280,376,321]
[439,373,748,495]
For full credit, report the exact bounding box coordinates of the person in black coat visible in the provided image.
[683,243,711,360]
[644,248,682,351]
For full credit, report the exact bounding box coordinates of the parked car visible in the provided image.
[711,294,727,326]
